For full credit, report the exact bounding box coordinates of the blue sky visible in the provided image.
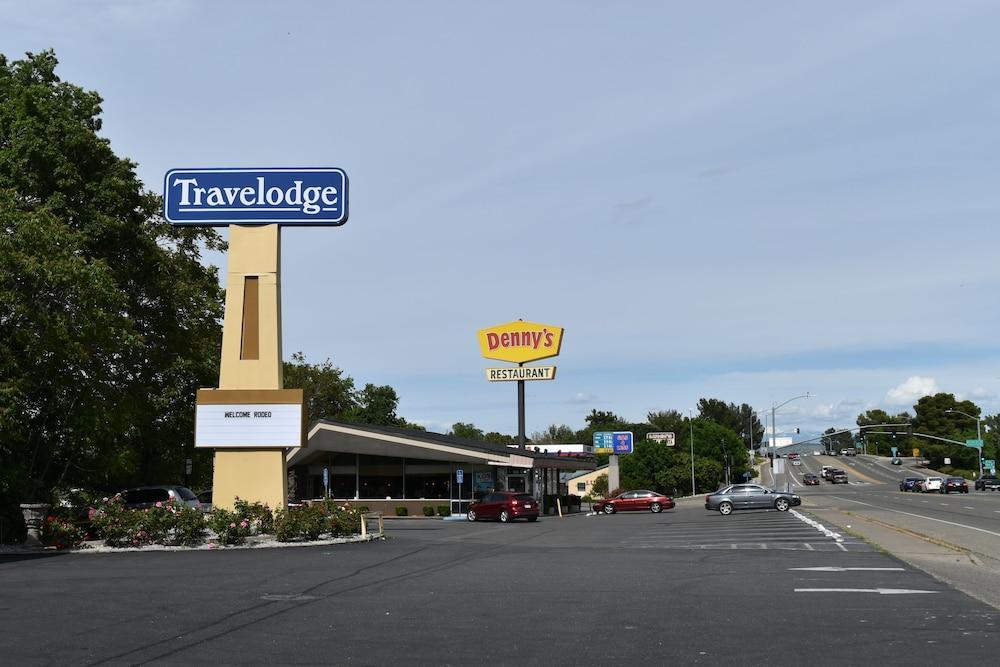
[4,1,1000,437]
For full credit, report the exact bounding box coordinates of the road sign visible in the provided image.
[984,459,996,472]
[164,168,349,226]
[944,457,951,465]
[455,469,464,484]
[912,448,920,457]
[966,439,984,450]
[593,431,633,455]
[890,447,898,457]
[647,432,675,446]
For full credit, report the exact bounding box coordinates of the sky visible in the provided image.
[3,1,1000,439]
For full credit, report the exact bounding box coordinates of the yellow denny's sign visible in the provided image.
[477,320,564,364]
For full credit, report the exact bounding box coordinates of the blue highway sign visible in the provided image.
[163,168,349,226]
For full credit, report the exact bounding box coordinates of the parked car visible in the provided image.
[831,472,848,484]
[803,474,820,486]
[121,486,201,510]
[467,491,539,523]
[899,477,922,492]
[890,458,902,465]
[704,484,801,515]
[196,489,213,512]
[943,477,969,494]
[975,475,1000,491]
[921,477,944,493]
[594,490,675,514]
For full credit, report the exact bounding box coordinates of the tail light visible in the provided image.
[511,499,519,505]
[705,496,710,503]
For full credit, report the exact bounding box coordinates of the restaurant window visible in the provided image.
[358,455,403,499]
[404,459,450,499]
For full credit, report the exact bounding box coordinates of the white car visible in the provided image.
[921,477,944,493]
[792,459,802,466]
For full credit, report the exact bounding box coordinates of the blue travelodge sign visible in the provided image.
[163,168,349,226]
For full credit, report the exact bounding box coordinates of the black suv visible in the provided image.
[975,475,1000,491]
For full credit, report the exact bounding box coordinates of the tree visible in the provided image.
[283,352,356,425]
[696,399,763,449]
[590,474,609,498]
[911,394,980,470]
[349,384,405,426]
[1,51,225,529]
[531,424,576,444]
[820,428,854,454]
[856,409,911,456]
[449,423,484,441]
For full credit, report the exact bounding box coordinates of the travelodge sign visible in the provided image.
[477,320,564,364]
[163,168,349,226]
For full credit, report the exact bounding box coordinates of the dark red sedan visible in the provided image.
[467,491,539,523]
[593,490,674,514]
[943,477,969,494]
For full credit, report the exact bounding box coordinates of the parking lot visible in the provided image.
[2,500,998,665]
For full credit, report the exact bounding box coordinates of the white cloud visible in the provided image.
[570,392,596,404]
[969,387,996,400]
[886,376,939,405]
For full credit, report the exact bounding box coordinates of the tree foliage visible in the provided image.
[0,51,225,530]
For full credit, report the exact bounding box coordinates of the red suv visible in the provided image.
[594,490,675,514]
[467,492,539,523]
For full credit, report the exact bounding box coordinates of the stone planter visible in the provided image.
[20,503,50,547]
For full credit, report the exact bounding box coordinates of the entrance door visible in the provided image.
[507,475,526,493]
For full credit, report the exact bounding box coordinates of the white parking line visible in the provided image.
[789,567,905,572]
[795,588,938,595]
[964,506,975,510]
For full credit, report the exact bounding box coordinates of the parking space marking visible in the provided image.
[964,506,975,510]
[789,566,904,572]
[794,588,938,595]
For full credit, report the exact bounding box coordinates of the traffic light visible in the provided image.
[795,427,800,434]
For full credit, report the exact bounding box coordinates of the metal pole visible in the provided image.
[978,418,983,477]
[517,363,526,449]
[689,410,696,496]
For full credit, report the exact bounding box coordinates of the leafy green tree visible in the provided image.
[590,473,609,498]
[349,384,405,426]
[856,409,911,456]
[531,424,576,444]
[449,422,485,441]
[697,399,764,449]
[283,352,357,424]
[911,393,981,469]
[646,410,684,432]
[0,51,225,529]
[820,427,855,453]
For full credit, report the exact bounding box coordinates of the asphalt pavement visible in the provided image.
[2,498,998,665]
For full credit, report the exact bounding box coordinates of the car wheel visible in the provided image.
[527,516,538,522]
[603,504,615,514]
[499,510,511,523]
[775,498,790,511]
[650,502,662,513]
[719,501,733,516]
[467,509,477,522]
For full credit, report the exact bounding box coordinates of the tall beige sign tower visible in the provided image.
[164,167,349,510]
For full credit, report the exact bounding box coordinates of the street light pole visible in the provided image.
[945,409,984,477]
[770,393,812,490]
[689,408,696,496]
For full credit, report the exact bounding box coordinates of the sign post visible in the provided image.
[323,467,330,498]
[165,167,349,511]
[456,469,464,514]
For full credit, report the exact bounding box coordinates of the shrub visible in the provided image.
[169,504,207,546]
[436,505,450,517]
[273,508,298,542]
[272,502,363,541]
[42,515,86,550]
[233,498,274,534]
[207,509,251,545]
[422,505,435,517]
[355,506,370,513]
[90,496,162,548]
[395,506,408,517]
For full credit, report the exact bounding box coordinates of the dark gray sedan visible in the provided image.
[704,484,801,515]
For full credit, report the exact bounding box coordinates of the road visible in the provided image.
[767,453,1000,608]
[2,498,998,665]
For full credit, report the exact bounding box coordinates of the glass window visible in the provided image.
[358,455,403,499]
[576,482,586,492]
[405,459,450,499]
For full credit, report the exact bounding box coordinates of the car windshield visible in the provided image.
[176,487,197,501]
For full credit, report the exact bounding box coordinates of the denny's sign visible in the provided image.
[477,320,564,364]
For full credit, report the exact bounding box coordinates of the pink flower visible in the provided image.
[155,501,163,508]
[208,543,216,549]
[229,522,236,529]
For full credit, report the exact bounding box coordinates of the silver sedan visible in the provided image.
[704,484,802,515]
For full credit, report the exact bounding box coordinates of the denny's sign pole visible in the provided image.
[477,320,563,448]
[164,167,348,510]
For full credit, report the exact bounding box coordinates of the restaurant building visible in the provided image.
[287,420,596,515]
